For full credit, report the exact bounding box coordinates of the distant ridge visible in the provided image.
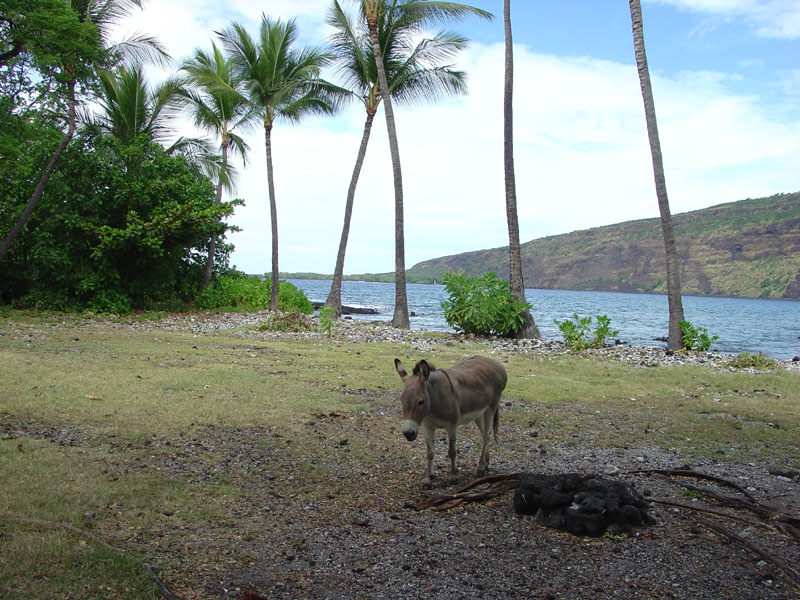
[283,192,800,300]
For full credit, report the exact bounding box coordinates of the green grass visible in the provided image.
[1,310,799,597]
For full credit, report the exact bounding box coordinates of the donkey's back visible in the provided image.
[448,356,507,403]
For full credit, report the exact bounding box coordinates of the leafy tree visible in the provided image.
[0,0,100,71]
[0,134,235,311]
[503,0,540,339]
[356,0,491,329]
[323,0,471,318]
[218,15,342,311]
[629,0,685,350]
[181,42,252,288]
[0,0,168,264]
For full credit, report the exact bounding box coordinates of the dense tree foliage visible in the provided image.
[0,132,236,311]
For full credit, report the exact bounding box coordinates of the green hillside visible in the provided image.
[408,192,800,299]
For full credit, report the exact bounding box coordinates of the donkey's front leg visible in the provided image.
[446,424,459,481]
[422,424,435,487]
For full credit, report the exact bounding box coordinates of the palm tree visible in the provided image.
[503,0,540,339]
[323,0,471,318]
[182,43,252,288]
[218,15,341,311]
[93,64,184,145]
[0,0,168,264]
[629,0,685,350]
[91,64,216,169]
[358,0,492,329]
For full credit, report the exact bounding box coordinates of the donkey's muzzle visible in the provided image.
[402,420,419,442]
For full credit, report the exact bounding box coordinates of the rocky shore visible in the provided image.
[119,310,800,372]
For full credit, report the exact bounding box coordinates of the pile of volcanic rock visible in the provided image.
[513,473,656,537]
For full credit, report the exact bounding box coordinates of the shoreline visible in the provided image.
[93,310,800,372]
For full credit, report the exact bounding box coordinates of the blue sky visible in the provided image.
[116,0,800,275]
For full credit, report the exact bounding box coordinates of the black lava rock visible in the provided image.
[514,473,654,537]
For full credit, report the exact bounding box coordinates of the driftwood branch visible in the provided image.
[7,517,119,552]
[693,515,800,589]
[633,468,800,541]
[144,563,183,600]
[648,498,763,527]
[405,473,521,511]
[630,468,758,502]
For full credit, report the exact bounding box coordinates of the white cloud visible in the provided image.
[651,0,800,38]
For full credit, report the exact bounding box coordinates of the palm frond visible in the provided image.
[398,1,493,27]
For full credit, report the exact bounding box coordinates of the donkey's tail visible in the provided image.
[493,406,499,443]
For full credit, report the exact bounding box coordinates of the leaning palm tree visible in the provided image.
[357,0,492,329]
[323,0,471,318]
[503,0,540,339]
[182,42,252,288]
[0,0,168,264]
[629,0,685,350]
[218,15,341,311]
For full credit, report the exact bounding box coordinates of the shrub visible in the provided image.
[725,352,779,371]
[441,271,531,337]
[255,312,314,333]
[680,320,718,352]
[555,313,619,351]
[195,272,312,314]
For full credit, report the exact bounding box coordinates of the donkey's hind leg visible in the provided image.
[476,410,493,476]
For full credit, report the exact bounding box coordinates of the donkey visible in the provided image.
[394,356,508,485]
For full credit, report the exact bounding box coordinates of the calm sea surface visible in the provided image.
[288,279,800,360]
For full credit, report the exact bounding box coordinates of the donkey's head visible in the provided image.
[394,358,433,442]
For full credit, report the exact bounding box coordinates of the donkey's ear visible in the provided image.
[394,358,408,379]
[418,360,431,381]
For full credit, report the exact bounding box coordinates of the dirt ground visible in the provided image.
[22,390,798,600]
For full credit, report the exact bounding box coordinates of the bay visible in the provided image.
[288,279,800,360]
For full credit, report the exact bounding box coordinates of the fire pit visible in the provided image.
[514,473,656,537]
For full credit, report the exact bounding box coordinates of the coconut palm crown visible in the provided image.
[217,15,344,311]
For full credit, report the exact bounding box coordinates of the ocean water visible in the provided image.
[288,279,800,360]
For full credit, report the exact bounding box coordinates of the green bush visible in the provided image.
[680,320,718,352]
[195,272,312,314]
[441,271,531,337]
[725,352,778,370]
[555,313,619,351]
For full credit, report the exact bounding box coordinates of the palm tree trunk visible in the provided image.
[202,135,229,289]
[264,118,280,312]
[325,110,376,318]
[629,0,685,350]
[0,80,77,264]
[365,1,410,329]
[503,0,540,339]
